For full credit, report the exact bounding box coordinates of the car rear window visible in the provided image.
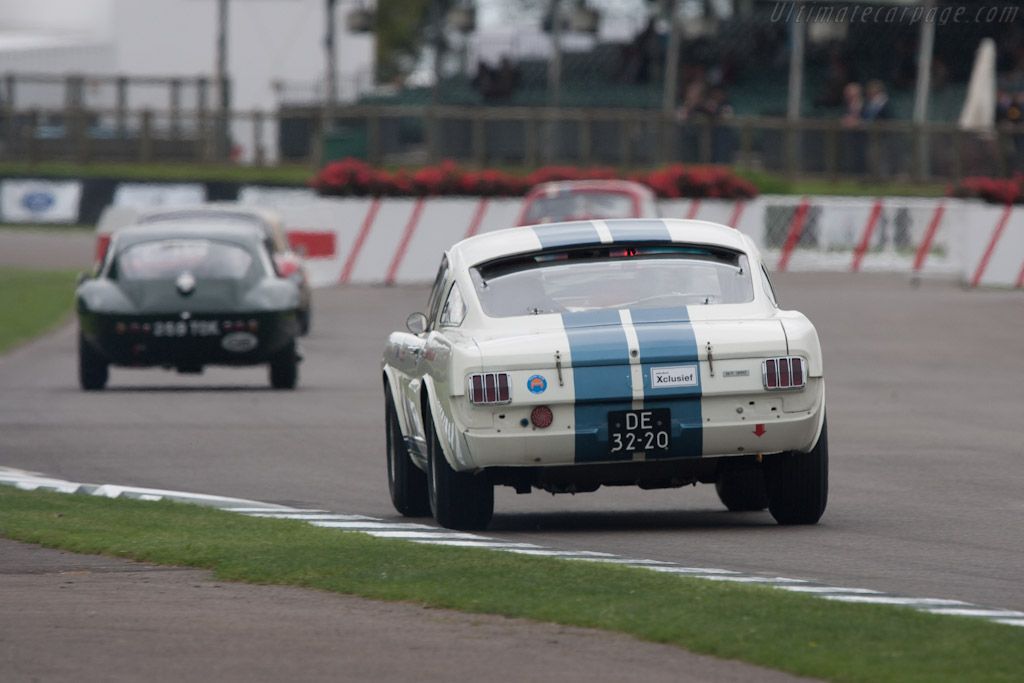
[114,240,255,280]
[473,244,754,317]
[523,192,636,223]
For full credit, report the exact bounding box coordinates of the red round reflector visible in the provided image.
[531,406,553,429]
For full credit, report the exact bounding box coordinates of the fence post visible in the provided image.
[72,106,89,163]
[826,121,839,182]
[367,109,381,165]
[700,119,712,164]
[425,106,438,164]
[471,110,485,167]
[252,110,266,166]
[579,111,592,166]
[524,113,537,168]
[169,78,182,139]
[4,74,15,110]
[139,109,153,163]
[27,109,39,165]
[619,114,631,168]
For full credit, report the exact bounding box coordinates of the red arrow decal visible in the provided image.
[753,424,766,437]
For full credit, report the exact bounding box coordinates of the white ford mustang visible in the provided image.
[382,218,826,530]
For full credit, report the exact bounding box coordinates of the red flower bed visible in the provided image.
[310,158,758,200]
[947,174,1024,205]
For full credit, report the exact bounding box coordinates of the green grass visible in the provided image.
[0,161,950,198]
[735,169,947,198]
[2,486,1021,682]
[0,268,79,354]
[0,161,314,186]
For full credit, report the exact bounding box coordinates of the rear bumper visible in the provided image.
[79,311,298,367]
[458,379,824,470]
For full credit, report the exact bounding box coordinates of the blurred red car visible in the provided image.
[517,179,659,226]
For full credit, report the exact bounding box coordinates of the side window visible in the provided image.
[424,256,450,328]
[760,264,779,307]
[439,281,466,327]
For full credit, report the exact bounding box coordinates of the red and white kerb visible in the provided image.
[762,357,805,390]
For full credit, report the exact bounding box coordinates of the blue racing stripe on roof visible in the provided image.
[531,222,601,249]
[606,219,671,242]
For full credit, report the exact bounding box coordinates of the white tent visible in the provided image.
[958,38,997,136]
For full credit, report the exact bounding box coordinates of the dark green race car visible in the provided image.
[76,222,302,391]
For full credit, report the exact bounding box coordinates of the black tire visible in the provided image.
[426,406,493,531]
[385,384,430,517]
[715,467,769,512]
[764,417,829,525]
[269,339,298,390]
[78,333,108,391]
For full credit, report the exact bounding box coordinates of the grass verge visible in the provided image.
[1,161,950,198]
[0,268,78,354]
[2,486,1021,683]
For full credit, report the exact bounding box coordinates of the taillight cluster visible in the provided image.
[468,372,511,405]
[763,357,805,390]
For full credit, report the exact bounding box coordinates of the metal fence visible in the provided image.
[3,102,1021,182]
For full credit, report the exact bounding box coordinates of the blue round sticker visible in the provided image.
[527,375,547,394]
[22,191,56,214]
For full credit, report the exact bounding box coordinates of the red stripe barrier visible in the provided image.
[851,199,884,273]
[287,231,336,259]
[969,203,1014,288]
[912,201,945,273]
[385,198,426,285]
[685,199,701,219]
[776,199,810,272]
[1015,260,1024,289]
[727,200,746,229]
[339,198,381,285]
[463,197,489,240]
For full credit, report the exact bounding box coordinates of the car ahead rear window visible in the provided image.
[473,244,754,318]
[114,240,255,280]
[524,192,636,223]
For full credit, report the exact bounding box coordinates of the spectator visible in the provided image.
[840,82,864,128]
[861,80,892,121]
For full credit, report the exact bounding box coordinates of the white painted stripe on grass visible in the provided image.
[245,513,372,521]
[311,521,439,530]
[232,508,321,514]
[994,619,1024,627]
[823,596,971,607]
[924,608,1024,618]
[412,540,543,549]
[646,566,739,575]
[363,531,484,540]
[776,586,883,595]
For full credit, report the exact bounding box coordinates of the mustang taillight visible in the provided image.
[468,372,511,405]
[763,357,806,390]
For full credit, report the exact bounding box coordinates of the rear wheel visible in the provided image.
[269,339,298,390]
[78,333,108,391]
[426,407,493,530]
[715,467,769,512]
[385,385,430,516]
[764,417,828,525]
